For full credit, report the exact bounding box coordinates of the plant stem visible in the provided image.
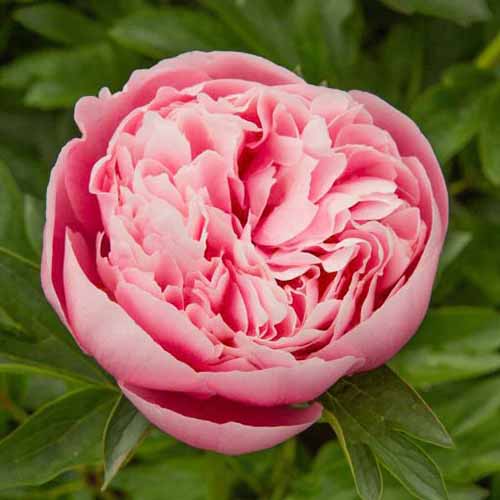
[477,32,500,69]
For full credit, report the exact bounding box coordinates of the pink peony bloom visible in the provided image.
[41,51,448,455]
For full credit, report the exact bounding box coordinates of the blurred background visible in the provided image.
[1,0,500,499]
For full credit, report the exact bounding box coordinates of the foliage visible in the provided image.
[1,0,500,498]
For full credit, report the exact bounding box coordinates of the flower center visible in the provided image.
[89,82,427,363]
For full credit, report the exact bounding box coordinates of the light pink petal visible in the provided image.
[302,116,332,156]
[138,112,191,173]
[245,166,277,222]
[115,282,218,366]
[254,198,318,246]
[311,90,350,120]
[335,177,396,197]
[383,207,421,241]
[129,51,303,92]
[316,197,445,369]
[309,153,347,202]
[121,383,322,455]
[349,91,448,225]
[175,151,232,212]
[202,355,363,406]
[62,230,207,393]
[351,198,403,220]
[41,141,81,326]
[304,300,341,330]
[335,123,399,156]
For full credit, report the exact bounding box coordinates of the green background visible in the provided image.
[1,0,500,498]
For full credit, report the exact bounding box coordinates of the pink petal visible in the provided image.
[121,383,322,455]
[309,153,347,202]
[63,230,206,393]
[349,91,448,225]
[335,123,399,156]
[174,151,232,212]
[302,116,332,156]
[115,282,218,366]
[316,198,445,369]
[384,207,421,241]
[254,198,318,246]
[202,355,363,406]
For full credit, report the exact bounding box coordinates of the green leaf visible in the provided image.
[0,248,59,338]
[23,195,44,256]
[0,330,108,385]
[88,0,147,22]
[0,160,36,260]
[479,82,500,185]
[111,456,211,500]
[0,144,48,199]
[103,395,150,489]
[459,218,500,305]
[436,230,472,280]
[290,0,362,85]
[391,307,500,386]
[199,0,298,67]
[438,412,500,482]
[378,0,490,25]
[0,50,63,90]
[0,387,117,489]
[287,442,361,500]
[377,23,424,108]
[492,474,500,500]
[424,379,500,482]
[16,374,67,412]
[110,6,242,59]
[204,454,238,500]
[410,65,494,163]
[0,106,76,174]
[13,3,105,45]
[322,366,451,500]
[287,442,485,500]
[426,377,500,437]
[382,475,487,500]
[22,43,143,110]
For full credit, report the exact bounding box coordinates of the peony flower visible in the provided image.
[42,51,448,455]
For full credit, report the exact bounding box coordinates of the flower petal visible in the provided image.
[62,230,207,393]
[121,383,322,455]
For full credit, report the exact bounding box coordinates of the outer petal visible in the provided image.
[41,140,80,325]
[121,383,322,455]
[316,200,443,369]
[317,92,448,370]
[62,230,208,393]
[202,355,363,406]
[127,51,304,91]
[349,90,448,225]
